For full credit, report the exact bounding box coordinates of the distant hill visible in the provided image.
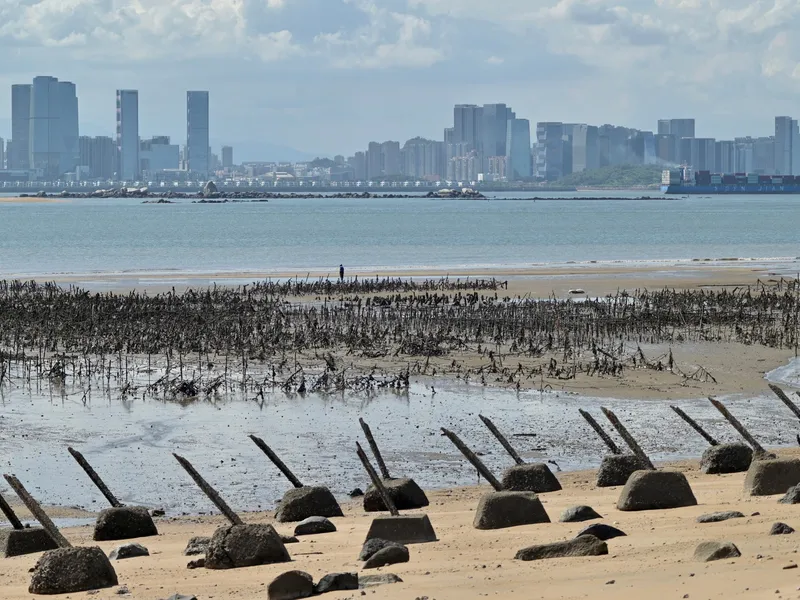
[554,165,663,188]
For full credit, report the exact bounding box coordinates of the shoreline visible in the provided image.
[8,261,798,298]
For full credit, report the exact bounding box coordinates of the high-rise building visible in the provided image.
[116,90,139,181]
[482,103,512,170]
[186,91,210,176]
[505,118,531,180]
[381,141,401,176]
[0,137,5,169]
[655,134,677,164]
[58,81,79,175]
[402,138,445,180]
[10,84,31,170]
[351,151,367,180]
[452,104,483,149]
[753,136,775,174]
[774,116,793,175]
[569,124,599,173]
[659,119,695,140]
[535,122,565,180]
[715,141,735,174]
[734,137,755,173]
[29,76,77,179]
[366,142,381,179]
[222,146,233,168]
[140,136,180,175]
[688,138,715,171]
[79,136,116,179]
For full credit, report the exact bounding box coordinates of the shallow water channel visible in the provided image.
[1,360,799,517]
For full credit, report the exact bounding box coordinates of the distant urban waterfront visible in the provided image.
[1,193,799,284]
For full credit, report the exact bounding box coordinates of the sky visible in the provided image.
[1,0,800,161]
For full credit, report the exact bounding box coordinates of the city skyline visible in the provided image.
[1,1,799,159]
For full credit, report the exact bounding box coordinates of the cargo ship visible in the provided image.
[661,168,800,194]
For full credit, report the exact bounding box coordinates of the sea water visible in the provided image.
[1,193,799,282]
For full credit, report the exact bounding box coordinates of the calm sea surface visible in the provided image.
[1,192,799,280]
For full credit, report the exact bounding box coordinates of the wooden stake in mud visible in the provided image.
[708,398,767,455]
[578,409,621,455]
[769,384,800,422]
[478,414,525,466]
[0,491,24,530]
[248,435,303,489]
[670,406,719,446]
[356,442,398,517]
[600,407,655,469]
[172,454,243,526]
[440,428,503,491]
[3,474,71,548]
[67,447,123,507]
[359,418,392,480]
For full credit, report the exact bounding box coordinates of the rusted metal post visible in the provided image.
[478,414,525,465]
[0,491,24,530]
[670,406,718,446]
[579,409,621,455]
[359,418,392,479]
[67,447,123,507]
[600,407,655,469]
[3,474,71,548]
[440,428,503,491]
[356,442,399,517]
[769,384,800,422]
[248,435,303,489]
[173,454,243,526]
[708,397,767,455]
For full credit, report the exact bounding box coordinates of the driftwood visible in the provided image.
[478,414,524,465]
[67,447,123,507]
[3,474,71,548]
[441,428,503,491]
[173,454,243,526]
[600,407,655,469]
[670,406,718,446]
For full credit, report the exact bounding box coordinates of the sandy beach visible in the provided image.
[3,453,800,599]
[0,197,65,204]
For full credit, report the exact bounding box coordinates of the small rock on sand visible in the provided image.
[694,541,741,562]
[359,573,403,588]
[515,535,608,561]
[294,516,336,536]
[267,570,314,600]
[559,505,602,523]
[363,545,410,569]
[696,511,745,523]
[770,522,795,535]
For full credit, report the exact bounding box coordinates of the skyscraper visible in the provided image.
[381,141,401,176]
[505,118,531,180]
[0,138,5,169]
[774,116,794,175]
[186,91,210,176]
[116,90,139,181]
[452,105,482,149]
[10,84,31,170]
[366,142,381,179]
[29,76,65,178]
[222,146,233,168]
[79,136,116,179]
[659,119,695,140]
[568,124,599,173]
[58,81,79,175]
[482,103,512,169]
[535,122,565,180]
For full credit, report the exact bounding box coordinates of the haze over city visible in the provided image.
[1,0,800,161]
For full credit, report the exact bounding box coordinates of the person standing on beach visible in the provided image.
[339,264,345,281]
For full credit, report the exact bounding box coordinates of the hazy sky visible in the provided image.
[1,0,799,160]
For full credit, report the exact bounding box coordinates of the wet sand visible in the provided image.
[36,262,797,299]
[3,452,800,599]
